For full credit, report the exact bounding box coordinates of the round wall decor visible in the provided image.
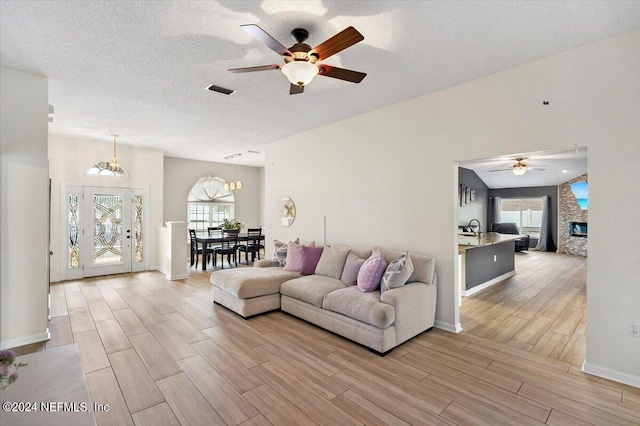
[279,197,296,227]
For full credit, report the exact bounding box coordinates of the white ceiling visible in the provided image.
[2,1,640,167]
[460,147,588,189]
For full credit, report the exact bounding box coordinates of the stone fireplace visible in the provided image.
[558,173,588,256]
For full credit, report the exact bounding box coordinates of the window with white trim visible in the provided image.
[188,202,234,231]
[187,176,235,231]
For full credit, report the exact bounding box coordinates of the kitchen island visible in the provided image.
[458,233,521,299]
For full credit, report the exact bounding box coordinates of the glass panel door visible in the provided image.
[82,187,132,277]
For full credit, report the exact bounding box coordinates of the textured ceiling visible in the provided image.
[2,1,640,167]
[460,147,588,189]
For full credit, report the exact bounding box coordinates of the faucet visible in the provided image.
[468,219,482,238]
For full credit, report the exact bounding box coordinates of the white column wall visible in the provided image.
[0,66,50,349]
[265,30,640,384]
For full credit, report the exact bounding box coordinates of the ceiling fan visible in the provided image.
[228,24,367,95]
[489,158,548,176]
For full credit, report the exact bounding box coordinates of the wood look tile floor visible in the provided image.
[17,253,640,425]
[460,251,588,365]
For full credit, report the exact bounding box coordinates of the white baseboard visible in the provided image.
[169,274,188,280]
[582,361,640,388]
[462,270,515,297]
[50,276,62,283]
[156,266,188,281]
[0,331,50,350]
[435,320,463,333]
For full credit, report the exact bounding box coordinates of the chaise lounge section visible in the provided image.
[211,244,437,354]
[211,267,300,317]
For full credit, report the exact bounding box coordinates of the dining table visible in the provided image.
[195,231,265,271]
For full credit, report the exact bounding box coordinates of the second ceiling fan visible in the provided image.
[489,158,549,176]
[228,24,367,95]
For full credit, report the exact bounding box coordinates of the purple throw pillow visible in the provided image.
[283,241,315,272]
[300,246,325,275]
[341,252,365,286]
[357,249,387,292]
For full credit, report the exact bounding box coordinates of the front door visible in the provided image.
[83,187,132,277]
[64,185,146,280]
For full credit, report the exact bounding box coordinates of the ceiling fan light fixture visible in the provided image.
[513,163,527,176]
[281,61,318,86]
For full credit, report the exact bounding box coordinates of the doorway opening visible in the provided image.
[455,147,588,366]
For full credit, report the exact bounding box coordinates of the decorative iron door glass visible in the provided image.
[83,187,132,277]
[94,194,124,263]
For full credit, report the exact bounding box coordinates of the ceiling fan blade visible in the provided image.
[489,168,512,172]
[311,26,364,61]
[241,24,291,57]
[318,65,366,83]
[228,64,281,73]
[529,167,548,171]
[289,84,304,95]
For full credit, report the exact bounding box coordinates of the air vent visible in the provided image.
[224,153,242,160]
[207,84,235,95]
[247,150,261,154]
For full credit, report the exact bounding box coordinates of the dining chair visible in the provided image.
[213,229,239,269]
[189,229,212,268]
[258,226,265,258]
[207,226,221,236]
[237,227,262,265]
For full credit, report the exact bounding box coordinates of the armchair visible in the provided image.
[490,222,530,252]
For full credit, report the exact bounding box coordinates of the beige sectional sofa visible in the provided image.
[211,245,437,354]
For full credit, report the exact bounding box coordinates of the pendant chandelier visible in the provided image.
[108,134,123,173]
[224,180,242,191]
[223,155,242,191]
[86,135,129,177]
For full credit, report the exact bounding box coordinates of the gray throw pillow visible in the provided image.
[380,252,414,293]
[272,238,299,266]
[315,246,351,279]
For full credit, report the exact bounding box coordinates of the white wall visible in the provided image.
[0,67,50,349]
[48,136,164,280]
[265,30,640,384]
[163,157,263,228]
[258,167,265,227]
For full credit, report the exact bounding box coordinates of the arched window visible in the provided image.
[187,176,235,231]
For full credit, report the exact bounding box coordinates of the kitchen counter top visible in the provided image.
[458,232,522,251]
[458,233,518,297]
